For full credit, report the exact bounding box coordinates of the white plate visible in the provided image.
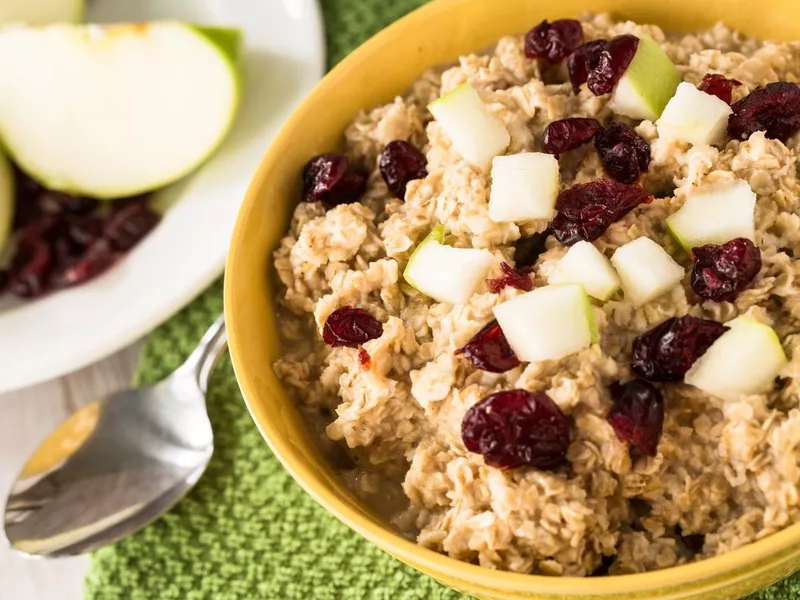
[0,0,325,393]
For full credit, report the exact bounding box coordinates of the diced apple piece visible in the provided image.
[0,22,242,198]
[657,82,732,146]
[403,224,494,304]
[493,284,597,362]
[548,241,621,301]
[488,152,559,223]
[685,316,787,401]
[611,237,685,306]
[428,83,510,170]
[0,148,13,249]
[608,35,681,121]
[0,0,83,26]
[666,180,756,251]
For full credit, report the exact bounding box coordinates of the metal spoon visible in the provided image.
[3,315,227,557]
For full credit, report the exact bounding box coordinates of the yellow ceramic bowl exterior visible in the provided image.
[225,1,800,598]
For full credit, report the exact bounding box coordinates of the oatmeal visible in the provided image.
[272,13,800,576]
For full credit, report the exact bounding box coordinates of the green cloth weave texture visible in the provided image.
[85,1,799,598]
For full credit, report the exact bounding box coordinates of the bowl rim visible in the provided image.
[225,0,800,593]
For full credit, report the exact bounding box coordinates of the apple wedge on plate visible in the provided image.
[0,22,242,198]
[0,0,83,26]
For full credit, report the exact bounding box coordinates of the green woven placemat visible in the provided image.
[84,1,798,598]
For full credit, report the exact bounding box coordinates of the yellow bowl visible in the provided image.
[225,1,800,598]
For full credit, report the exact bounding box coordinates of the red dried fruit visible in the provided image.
[50,239,115,289]
[631,315,729,382]
[552,180,652,245]
[461,389,570,470]
[691,238,762,302]
[607,379,664,456]
[514,229,551,268]
[728,82,800,142]
[379,140,428,199]
[567,40,608,93]
[524,19,584,64]
[0,270,7,293]
[543,117,603,155]
[594,122,651,184]
[358,347,372,371]
[39,191,98,216]
[322,306,383,348]
[486,262,534,293]
[67,216,104,248]
[8,240,54,298]
[104,204,160,252]
[588,35,639,96]
[455,320,521,373]
[302,154,367,209]
[698,73,742,105]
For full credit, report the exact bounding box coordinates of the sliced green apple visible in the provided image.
[666,180,756,251]
[493,284,597,362]
[488,152,559,222]
[548,241,621,301]
[608,35,680,121]
[403,224,494,304]
[428,83,510,171]
[0,22,242,199]
[0,0,83,26]
[656,82,732,146]
[0,147,13,250]
[611,237,685,307]
[685,316,787,401]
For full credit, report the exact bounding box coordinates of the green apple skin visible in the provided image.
[0,147,14,250]
[403,223,446,287]
[581,286,599,343]
[0,23,243,199]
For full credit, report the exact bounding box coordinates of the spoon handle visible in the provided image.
[178,314,228,394]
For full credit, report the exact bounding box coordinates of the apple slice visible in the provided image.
[548,241,621,301]
[685,316,787,401]
[0,147,13,250]
[608,35,681,121]
[403,224,495,304]
[666,180,756,251]
[656,82,733,146]
[0,0,83,25]
[428,83,510,170]
[493,284,597,362]
[0,22,241,199]
[611,237,685,307]
[488,152,559,222]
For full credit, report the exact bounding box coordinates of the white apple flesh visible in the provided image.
[611,237,685,307]
[403,224,495,305]
[685,316,787,401]
[609,35,681,121]
[0,147,13,250]
[488,152,559,222]
[0,0,83,26]
[548,241,621,301]
[493,284,597,362]
[657,82,733,146]
[0,22,241,199]
[428,83,510,171]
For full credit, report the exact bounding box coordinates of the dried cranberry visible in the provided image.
[514,229,551,268]
[631,316,729,382]
[543,118,603,155]
[594,123,651,184]
[567,40,608,93]
[0,270,8,293]
[8,240,54,298]
[322,306,383,348]
[698,73,742,105]
[104,204,160,252]
[455,320,520,373]
[524,19,584,64]
[67,216,104,248]
[379,140,428,199]
[302,154,367,209]
[461,389,570,469]
[358,347,372,371]
[486,262,534,293]
[50,239,115,289]
[39,191,98,216]
[728,82,800,142]
[552,180,652,245]
[691,238,761,302]
[607,380,664,456]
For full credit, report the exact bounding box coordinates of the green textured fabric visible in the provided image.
[84,1,799,598]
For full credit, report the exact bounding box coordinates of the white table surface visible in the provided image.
[0,343,142,600]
